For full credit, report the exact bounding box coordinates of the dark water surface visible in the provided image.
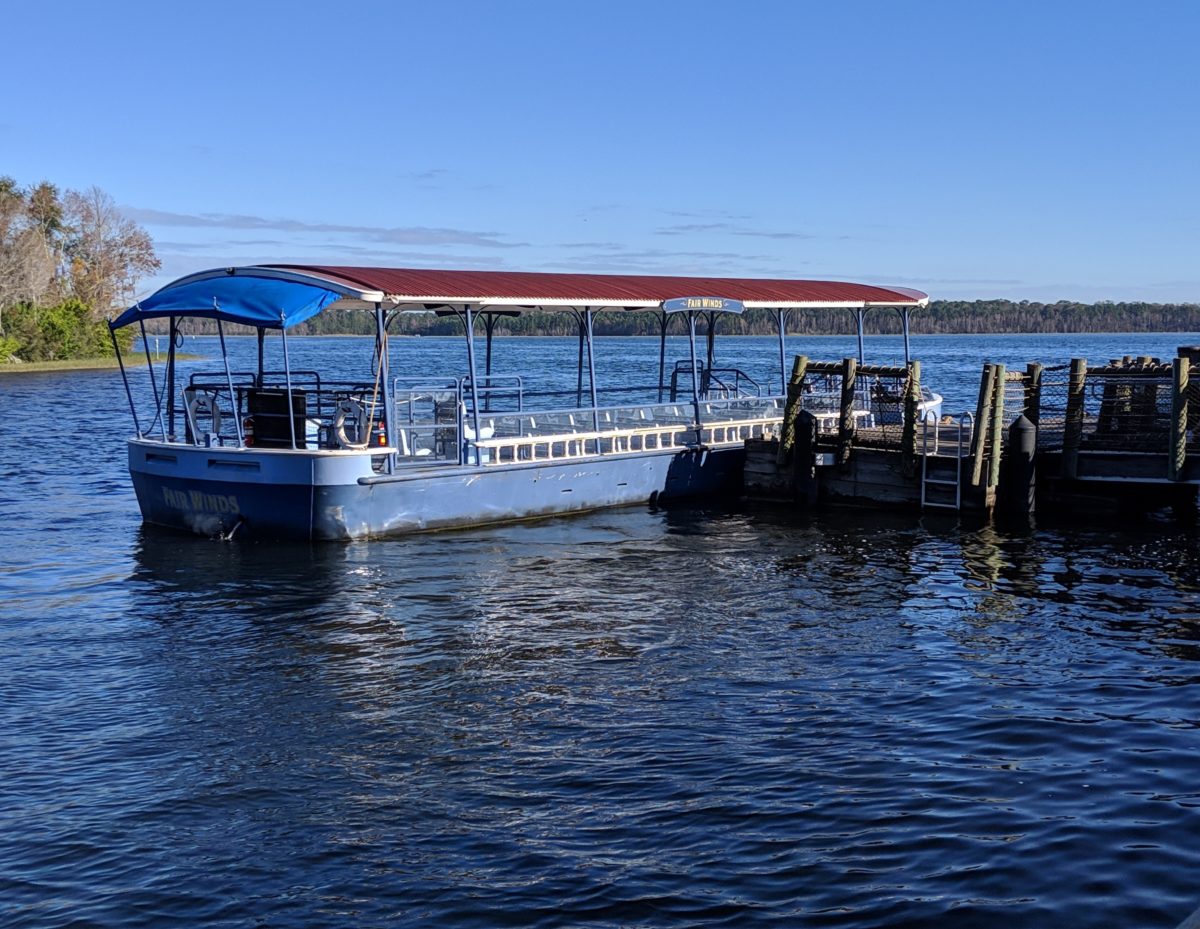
[3,334,1200,927]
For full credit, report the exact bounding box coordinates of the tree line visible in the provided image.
[0,177,159,362]
[282,299,1200,337]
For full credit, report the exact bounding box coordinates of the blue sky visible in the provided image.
[4,0,1198,302]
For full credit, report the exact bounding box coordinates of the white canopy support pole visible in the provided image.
[218,316,246,447]
[584,307,599,433]
[375,301,395,473]
[575,314,585,406]
[657,312,669,402]
[462,304,483,465]
[166,317,178,438]
[279,316,296,449]
[110,325,143,437]
[483,312,498,412]
[705,311,717,372]
[854,307,867,365]
[776,308,789,395]
[687,311,703,438]
[138,319,167,440]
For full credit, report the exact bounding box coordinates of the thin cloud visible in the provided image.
[121,206,526,248]
[541,246,789,276]
[856,274,1026,286]
[661,209,753,221]
[155,245,512,269]
[733,229,817,241]
[655,221,817,240]
[656,223,735,235]
[155,238,286,252]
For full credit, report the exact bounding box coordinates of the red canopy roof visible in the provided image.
[266,265,927,309]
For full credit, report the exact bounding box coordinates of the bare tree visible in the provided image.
[63,186,160,317]
[0,178,58,332]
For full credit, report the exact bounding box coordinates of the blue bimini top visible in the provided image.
[110,267,381,331]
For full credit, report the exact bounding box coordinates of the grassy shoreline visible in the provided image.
[0,354,203,375]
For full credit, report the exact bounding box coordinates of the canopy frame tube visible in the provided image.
[166,317,178,438]
[138,319,166,440]
[584,308,599,433]
[705,311,718,371]
[110,326,142,437]
[218,317,246,447]
[657,312,671,402]
[374,301,395,473]
[775,308,791,395]
[852,305,913,365]
[686,310,703,436]
[462,304,483,465]
[256,328,266,387]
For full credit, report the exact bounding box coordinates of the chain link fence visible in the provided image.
[1035,364,1072,451]
[1033,359,1173,453]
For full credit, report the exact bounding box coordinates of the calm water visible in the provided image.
[3,333,1200,928]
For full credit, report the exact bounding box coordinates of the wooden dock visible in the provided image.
[745,348,1200,519]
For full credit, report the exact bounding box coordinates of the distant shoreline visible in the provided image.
[0,354,202,376]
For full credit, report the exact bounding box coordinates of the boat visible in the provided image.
[108,266,939,539]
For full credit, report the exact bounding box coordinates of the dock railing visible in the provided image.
[758,348,1200,514]
[1028,356,1177,478]
[776,356,921,459]
[968,353,1195,483]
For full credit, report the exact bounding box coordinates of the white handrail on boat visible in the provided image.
[471,415,781,465]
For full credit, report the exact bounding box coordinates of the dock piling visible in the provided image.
[838,357,858,466]
[969,363,996,487]
[1061,358,1088,480]
[1001,414,1037,518]
[777,355,809,465]
[793,410,820,505]
[1170,356,1189,481]
[901,360,921,477]
[987,363,1006,493]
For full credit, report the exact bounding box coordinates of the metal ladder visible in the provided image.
[920,412,973,511]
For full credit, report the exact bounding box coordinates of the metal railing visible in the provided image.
[173,375,386,451]
[472,412,781,466]
[159,368,787,472]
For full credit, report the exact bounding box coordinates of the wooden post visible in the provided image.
[1024,362,1043,426]
[1182,347,1200,434]
[969,363,995,487]
[837,357,858,466]
[776,355,809,465]
[1061,357,1088,480]
[988,363,1006,490]
[1170,356,1188,481]
[900,359,921,477]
